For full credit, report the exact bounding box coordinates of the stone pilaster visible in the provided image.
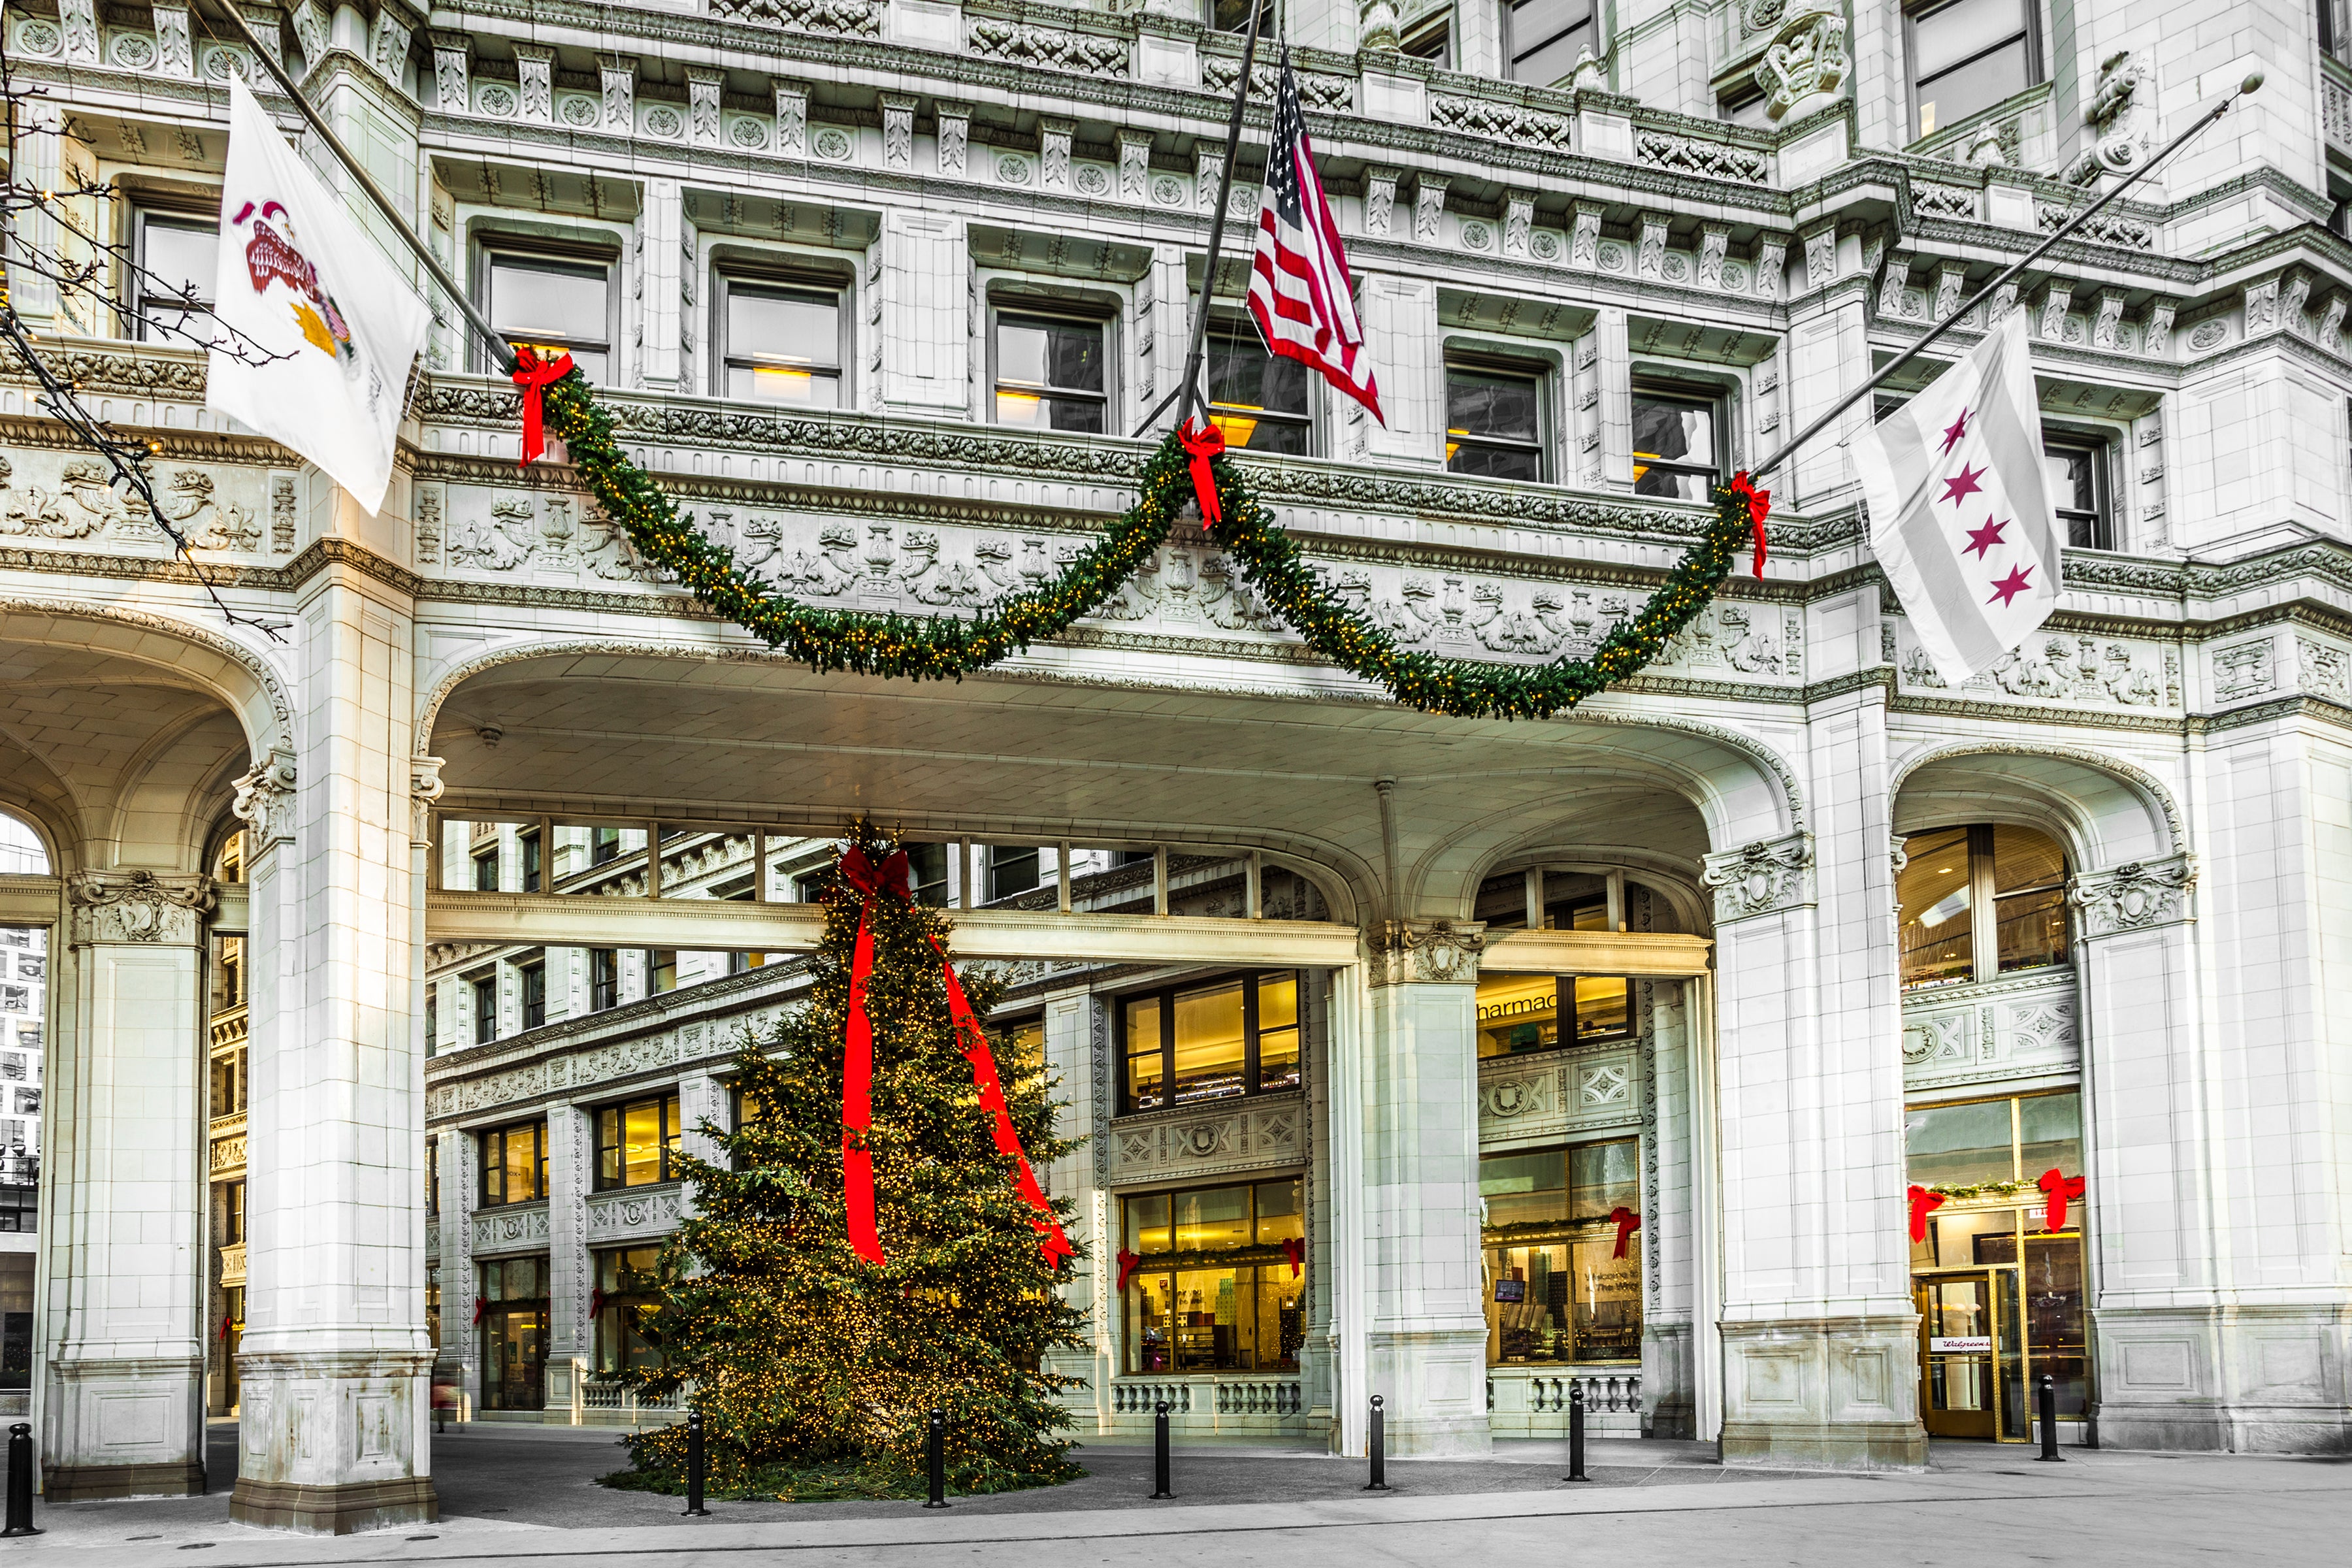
[1359,919,1489,1456]
[41,870,214,1500]
[543,1102,588,1418]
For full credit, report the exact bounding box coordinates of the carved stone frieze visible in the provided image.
[1368,919,1485,986]
[1901,970,2077,1091]
[2069,855,2195,938]
[67,868,214,947]
[585,1184,685,1239]
[1699,833,1813,923]
[1477,1045,1642,1146]
[1894,623,2176,710]
[1108,1094,1303,1184]
[471,1200,551,1256]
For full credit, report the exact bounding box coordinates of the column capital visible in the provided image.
[66,868,214,947]
[2068,853,2195,938]
[409,754,446,843]
[231,747,299,853]
[1701,831,1815,924]
[1367,918,1485,987]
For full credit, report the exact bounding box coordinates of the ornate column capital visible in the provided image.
[409,755,446,845]
[230,747,299,852]
[2068,853,2195,938]
[67,868,214,947]
[1367,918,1486,987]
[1701,832,1815,924]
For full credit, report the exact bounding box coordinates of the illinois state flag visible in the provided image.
[1851,310,2059,685]
[208,78,429,515]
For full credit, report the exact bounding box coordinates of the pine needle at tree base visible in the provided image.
[599,819,1089,1501]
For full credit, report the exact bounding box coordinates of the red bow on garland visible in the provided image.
[471,1295,487,1326]
[1607,1206,1642,1260]
[1730,471,1771,578]
[1177,417,1226,532]
[510,346,575,467]
[1280,1237,1305,1279]
[1906,1184,1947,1244]
[834,843,1077,1271]
[2036,1168,2086,1233]
[1116,1249,1142,1293]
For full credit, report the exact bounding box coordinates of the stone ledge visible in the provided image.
[229,1475,439,1535]
[43,1459,205,1501]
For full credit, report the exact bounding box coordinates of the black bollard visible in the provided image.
[682,1409,710,1516]
[1363,1394,1391,1492]
[924,1409,949,1508]
[3,1422,39,1538]
[2036,1374,2064,1462]
[1149,1401,1173,1499]
[1565,1380,1588,1482]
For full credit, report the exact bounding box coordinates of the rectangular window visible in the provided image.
[1121,1175,1305,1373]
[594,1244,667,1375]
[520,830,544,894]
[487,252,612,384]
[1631,385,1722,500]
[220,1177,246,1245]
[427,1139,440,1217]
[1207,319,1314,455]
[905,843,950,907]
[478,1120,548,1207]
[135,211,218,344]
[520,961,547,1030]
[1906,0,2035,140]
[1899,824,2069,988]
[988,845,1041,902]
[479,1255,551,1411]
[1400,11,1453,65]
[472,848,499,892]
[1120,971,1303,1115]
[1508,0,1594,86]
[1473,931,1631,1058]
[425,989,438,1056]
[994,310,1107,434]
[2043,438,2110,549]
[591,826,621,866]
[1447,361,1546,482]
[595,1092,682,1190]
[645,949,677,995]
[719,277,843,406]
[998,1017,1047,1079]
[590,949,619,1011]
[1480,1137,1643,1365]
[1207,0,1272,29]
[472,974,498,1045]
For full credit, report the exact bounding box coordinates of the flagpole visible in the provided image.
[206,0,518,376]
[1130,1,1270,439]
[1745,70,2261,487]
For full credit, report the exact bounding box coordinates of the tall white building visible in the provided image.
[0,0,2347,1534]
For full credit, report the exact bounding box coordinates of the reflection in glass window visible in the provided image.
[1904,1097,2017,1189]
[1899,825,2068,988]
[1897,826,1975,988]
[595,1092,681,1189]
[1446,364,1545,481]
[1508,0,1594,86]
[994,313,1107,433]
[1480,1138,1642,1364]
[2044,440,2110,549]
[487,253,612,384]
[1631,389,1721,500]
[1121,1176,1303,1373]
[136,212,218,344]
[1120,972,1301,1114]
[1906,0,2033,140]
[722,281,841,406]
[1208,321,1313,454]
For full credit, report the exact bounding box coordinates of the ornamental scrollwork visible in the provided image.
[1368,918,1486,986]
[2068,855,2195,938]
[1700,832,1814,923]
[67,868,214,946]
[231,746,299,851]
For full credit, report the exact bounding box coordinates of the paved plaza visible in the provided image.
[10,1428,2345,1566]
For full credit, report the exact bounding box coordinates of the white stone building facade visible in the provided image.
[0,0,2347,1533]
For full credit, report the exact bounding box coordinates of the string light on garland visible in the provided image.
[536,372,1769,721]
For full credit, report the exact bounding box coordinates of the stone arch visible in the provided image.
[1887,740,2183,870]
[0,595,292,759]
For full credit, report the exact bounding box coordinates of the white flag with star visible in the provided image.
[1851,309,2059,685]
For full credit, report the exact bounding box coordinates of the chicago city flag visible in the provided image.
[1850,309,2059,685]
[208,78,429,515]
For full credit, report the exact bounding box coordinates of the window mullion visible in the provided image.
[1969,824,1997,983]
[1160,988,1176,1111]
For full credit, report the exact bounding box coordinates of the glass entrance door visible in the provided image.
[1916,1271,2005,1439]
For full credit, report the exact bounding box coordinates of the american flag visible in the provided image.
[1247,46,1383,425]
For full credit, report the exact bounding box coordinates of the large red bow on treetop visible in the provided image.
[1607,1206,1642,1260]
[1177,417,1226,532]
[2036,1168,2086,1233]
[1907,1184,1946,1244]
[511,346,575,467]
[1280,1237,1306,1279]
[1116,1249,1142,1293]
[1731,471,1771,578]
[837,845,909,1266]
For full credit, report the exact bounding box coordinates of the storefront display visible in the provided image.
[594,1244,664,1375]
[480,1254,550,1411]
[1479,1137,1642,1364]
[1120,1175,1304,1374]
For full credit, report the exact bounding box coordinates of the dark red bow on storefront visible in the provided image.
[470,1295,487,1326]
[510,345,574,467]
[1280,1237,1305,1279]
[1116,1249,1141,1293]
[1177,417,1226,531]
[1906,1183,1946,1244]
[1607,1206,1642,1260]
[2036,1168,2085,1233]
[1731,470,1771,578]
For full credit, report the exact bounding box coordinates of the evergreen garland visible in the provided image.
[540,372,1763,720]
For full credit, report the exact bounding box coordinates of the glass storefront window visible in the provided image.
[1256,973,1299,1092]
[1991,826,2068,973]
[1904,1098,2016,1189]
[595,1092,681,1190]
[1475,971,1633,1058]
[1171,979,1247,1103]
[1120,1176,1304,1373]
[595,1244,666,1375]
[479,1120,547,1206]
[1124,995,1164,1112]
[998,1017,1045,1080]
[480,1255,549,1411]
[1897,826,1974,988]
[1899,824,2069,988]
[1119,972,1303,1115]
[1479,1137,1642,1365]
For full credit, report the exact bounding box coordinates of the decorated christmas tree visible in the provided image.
[613,821,1086,1498]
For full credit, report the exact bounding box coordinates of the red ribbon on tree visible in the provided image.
[1907,1184,1947,1244]
[510,346,574,466]
[837,844,908,1267]
[471,1296,487,1326]
[1177,417,1226,531]
[1116,1249,1142,1292]
[1731,470,1771,577]
[1279,1237,1305,1279]
[936,936,1077,1268]
[2036,1168,2085,1233]
[1607,1206,1642,1260]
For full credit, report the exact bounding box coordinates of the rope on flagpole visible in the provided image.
[1744,69,2262,488]
[204,0,518,377]
[1130,0,1271,439]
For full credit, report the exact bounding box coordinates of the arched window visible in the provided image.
[1897,825,2069,990]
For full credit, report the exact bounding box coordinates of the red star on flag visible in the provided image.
[1963,518,2008,559]
[1940,408,1970,454]
[1987,564,2034,606]
[1940,463,1986,506]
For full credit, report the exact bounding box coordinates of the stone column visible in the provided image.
[543,1101,589,1419]
[1642,979,1697,1438]
[1703,825,1925,1469]
[1037,995,1106,1429]
[41,870,214,1499]
[1359,919,1489,1456]
[231,570,436,1532]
